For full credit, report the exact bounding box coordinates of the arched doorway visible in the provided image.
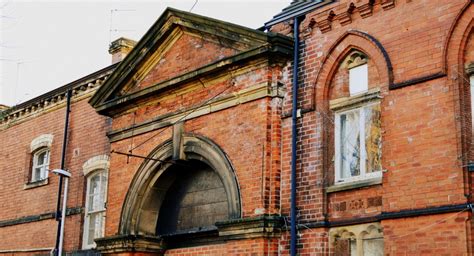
[119,134,241,236]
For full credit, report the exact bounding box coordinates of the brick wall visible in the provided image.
[136,33,240,90]
[0,97,111,253]
[164,238,279,256]
[383,212,470,255]
[106,97,279,236]
[273,0,473,255]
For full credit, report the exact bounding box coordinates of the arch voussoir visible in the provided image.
[119,134,241,236]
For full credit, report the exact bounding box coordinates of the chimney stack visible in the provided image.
[109,37,137,64]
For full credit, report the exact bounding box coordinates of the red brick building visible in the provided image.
[1,0,473,255]
[0,64,115,254]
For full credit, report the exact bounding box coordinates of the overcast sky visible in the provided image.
[0,0,289,106]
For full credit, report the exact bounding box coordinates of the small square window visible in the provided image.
[349,64,368,96]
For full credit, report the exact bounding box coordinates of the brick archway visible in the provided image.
[444,1,474,199]
[444,0,473,74]
[313,29,393,105]
[119,134,241,236]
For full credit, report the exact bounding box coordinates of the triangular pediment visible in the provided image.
[121,29,243,95]
[90,7,293,116]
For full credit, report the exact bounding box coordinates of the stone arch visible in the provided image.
[82,154,110,177]
[314,29,393,105]
[330,228,356,244]
[360,223,383,240]
[30,134,53,152]
[119,134,241,236]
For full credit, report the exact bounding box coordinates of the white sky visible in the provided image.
[0,0,289,106]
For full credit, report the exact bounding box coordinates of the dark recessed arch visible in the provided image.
[119,134,241,236]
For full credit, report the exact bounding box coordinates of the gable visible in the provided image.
[123,32,241,95]
[90,7,293,116]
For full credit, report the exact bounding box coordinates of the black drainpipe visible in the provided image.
[54,89,71,256]
[290,16,302,256]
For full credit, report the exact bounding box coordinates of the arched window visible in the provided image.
[31,148,50,181]
[82,155,109,249]
[29,134,53,183]
[84,170,108,248]
[347,52,369,96]
[330,51,382,185]
[330,223,384,256]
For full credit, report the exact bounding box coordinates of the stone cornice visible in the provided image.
[93,44,292,117]
[96,215,283,254]
[107,81,284,142]
[0,64,116,129]
[216,215,283,240]
[95,235,165,254]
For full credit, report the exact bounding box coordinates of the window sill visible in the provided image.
[81,244,96,251]
[24,178,49,190]
[70,249,100,256]
[329,87,380,111]
[326,176,382,193]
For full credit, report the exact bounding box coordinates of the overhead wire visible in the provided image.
[390,206,470,240]
[112,72,236,161]
[189,0,198,12]
[109,9,136,44]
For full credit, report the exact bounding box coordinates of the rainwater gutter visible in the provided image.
[290,16,303,256]
[53,89,71,256]
[264,2,334,255]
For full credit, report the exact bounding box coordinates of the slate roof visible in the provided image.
[265,0,334,27]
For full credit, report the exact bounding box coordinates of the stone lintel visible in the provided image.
[215,215,283,240]
[107,82,271,142]
[95,235,165,255]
